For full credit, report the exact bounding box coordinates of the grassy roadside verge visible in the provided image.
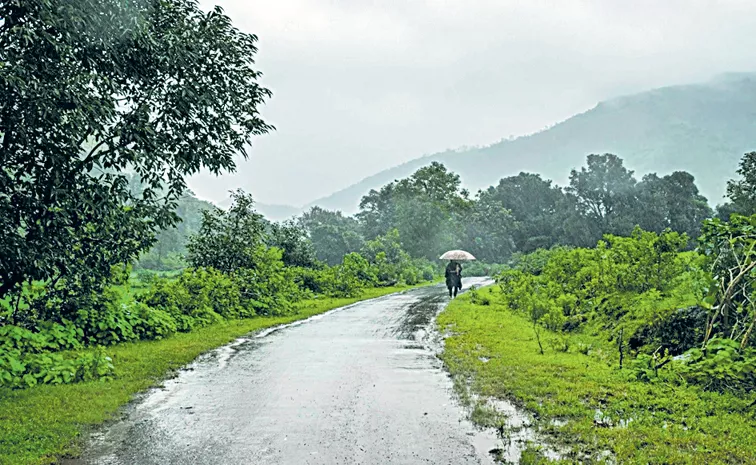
[0,283,428,465]
[437,286,756,464]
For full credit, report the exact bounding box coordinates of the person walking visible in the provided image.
[445,260,463,298]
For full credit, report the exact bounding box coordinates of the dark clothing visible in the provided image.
[445,262,462,297]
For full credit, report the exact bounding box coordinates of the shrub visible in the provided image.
[509,247,569,275]
[673,338,756,393]
[341,253,377,286]
[697,214,756,348]
[400,267,423,286]
[463,262,508,277]
[233,248,300,316]
[0,322,83,354]
[73,289,138,345]
[288,266,325,295]
[130,304,177,340]
[139,266,279,323]
[0,346,115,389]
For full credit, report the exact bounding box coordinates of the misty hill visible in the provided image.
[309,73,756,213]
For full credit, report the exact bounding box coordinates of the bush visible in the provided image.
[233,248,301,315]
[509,247,569,275]
[343,253,378,286]
[463,262,508,277]
[400,267,422,286]
[628,305,708,355]
[130,304,177,340]
[288,266,325,295]
[0,322,83,354]
[412,258,439,282]
[0,346,115,389]
[74,289,139,345]
[138,266,285,323]
[673,338,756,393]
[289,253,375,298]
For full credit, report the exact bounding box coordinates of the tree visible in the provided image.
[357,184,397,241]
[0,0,272,308]
[725,152,756,216]
[635,172,712,240]
[361,229,409,266]
[136,190,215,270]
[479,173,570,252]
[267,220,318,268]
[357,162,469,259]
[459,195,516,262]
[567,154,637,234]
[361,229,412,285]
[299,207,364,266]
[698,215,756,348]
[186,190,267,273]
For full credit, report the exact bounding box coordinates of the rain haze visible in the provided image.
[189,0,756,208]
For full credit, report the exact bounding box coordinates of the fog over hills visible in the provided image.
[306,73,756,214]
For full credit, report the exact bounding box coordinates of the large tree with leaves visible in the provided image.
[458,194,516,262]
[478,173,574,253]
[299,207,364,266]
[634,171,712,240]
[0,0,271,312]
[357,162,470,259]
[267,220,318,269]
[567,153,638,237]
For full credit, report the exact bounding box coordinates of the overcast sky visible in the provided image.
[188,0,756,207]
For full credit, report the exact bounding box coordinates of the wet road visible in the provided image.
[75,279,494,465]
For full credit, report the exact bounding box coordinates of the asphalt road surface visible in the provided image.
[73,278,495,465]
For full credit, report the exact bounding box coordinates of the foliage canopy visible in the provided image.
[0,0,272,305]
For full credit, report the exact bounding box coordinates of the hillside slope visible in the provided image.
[309,73,756,213]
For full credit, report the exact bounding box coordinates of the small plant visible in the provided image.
[576,342,593,355]
[548,336,570,353]
[469,287,492,306]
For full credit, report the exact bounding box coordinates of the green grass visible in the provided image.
[0,284,424,465]
[438,285,756,465]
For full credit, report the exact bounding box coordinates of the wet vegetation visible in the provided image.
[0,285,417,465]
[437,154,756,463]
[2,0,756,463]
[0,2,437,462]
[441,286,756,464]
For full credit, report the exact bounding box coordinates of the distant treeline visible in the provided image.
[143,152,756,270]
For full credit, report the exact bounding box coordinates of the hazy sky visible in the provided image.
[189,0,756,207]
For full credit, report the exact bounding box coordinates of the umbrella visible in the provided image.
[439,250,476,261]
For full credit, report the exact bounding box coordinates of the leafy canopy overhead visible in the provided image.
[0,0,272,301]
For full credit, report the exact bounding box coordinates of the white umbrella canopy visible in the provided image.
[439,250,476,261]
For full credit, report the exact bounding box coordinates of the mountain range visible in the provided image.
[301,72,756,215]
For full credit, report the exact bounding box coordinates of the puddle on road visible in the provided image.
[452,385,565,464]
[409,279,565,464]
[421,278,566,464]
